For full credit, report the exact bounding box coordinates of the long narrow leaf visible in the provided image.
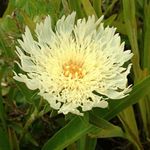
[0,127,11,150]
[81,0,97,18]
[42,117,93,150]
[122,0,142,81]
[89,113,126,138]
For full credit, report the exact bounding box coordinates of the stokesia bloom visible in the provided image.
[14,12,133,115]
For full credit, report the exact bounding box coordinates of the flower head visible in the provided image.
[14,12,133,115]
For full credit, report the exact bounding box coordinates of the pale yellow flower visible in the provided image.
[14,12,133,115]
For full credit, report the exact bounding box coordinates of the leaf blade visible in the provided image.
[42,117,93,150]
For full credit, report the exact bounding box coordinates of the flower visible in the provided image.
[14,12,133,116]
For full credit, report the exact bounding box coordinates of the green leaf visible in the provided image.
[20,11,36,31]
[143,2,150,70]
[77,135,97,150]
[89,113,126,138]
[25,132,39,147]
[122,0,142,80]
[76,135,86,150]
[93,0,102,17]
[42,116,93,150]
[104,14,117,26]
[8,128,19,150]
[104,0,118,16]
[0,96,6,131]
[14,81,39,104]
[0,127,11,150]
[112,21,126,35]
[0,66,7,131]
[68,0,84,18]
[118,111,143,150]
[0,27,15,59]
[136,0,144,8]
[84,136,97,150]
[81,0,97,18]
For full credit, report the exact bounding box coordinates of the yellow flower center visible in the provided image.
[63,60,85,79]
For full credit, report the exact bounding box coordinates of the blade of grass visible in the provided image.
[119,107,142,150]
[68,0,84,18]
[85,136,97,150]
[122,1,143,148]
[89,113,126,138]
[93,0,102,17]
[104,0,118,16]
[0,96,7,131]
[104,14,117,26]
[0,66,7,132]
[76,135,86,150]
[81,0,98,18]
[122,0,142,81]
[8,128,20,150]
[143,1,150,71]
[118,114,143,150]
[139,0,150,138]
[0,127,11,150]
[42,116,93,150]
[0,29,15,59]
